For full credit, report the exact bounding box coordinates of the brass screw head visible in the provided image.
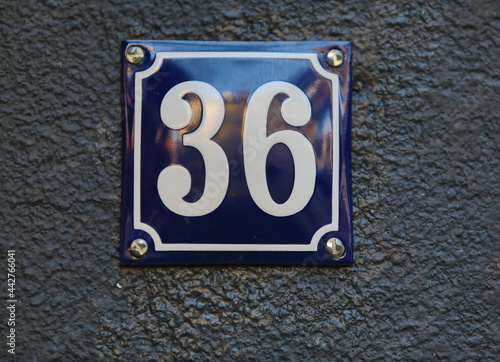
[326,238,346,260]
[126,46,145,65]
[130,239,148,258]
[326,49,344,67]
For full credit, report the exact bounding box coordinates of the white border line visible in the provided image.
[133,52,340,251]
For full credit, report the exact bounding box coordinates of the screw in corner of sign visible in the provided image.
[326,238,346,260]
[126,45,145,65]
[130,238,148,258]
[326,49,344,68]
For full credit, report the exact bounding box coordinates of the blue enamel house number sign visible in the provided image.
[121,40,353,265]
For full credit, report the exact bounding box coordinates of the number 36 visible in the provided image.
[157,81,316,218]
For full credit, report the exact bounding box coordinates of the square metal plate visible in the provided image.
[121,40,353,265]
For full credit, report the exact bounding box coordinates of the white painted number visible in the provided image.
[158,81,229,216]
[243,82,316,216]
[158,81,316,217]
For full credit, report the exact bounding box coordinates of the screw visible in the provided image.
[326,49,344,67]
[126,46,145,65]
[130,239,148,258]
[326,238,345,260]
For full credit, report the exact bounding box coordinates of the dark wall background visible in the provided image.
[1,0,498,360]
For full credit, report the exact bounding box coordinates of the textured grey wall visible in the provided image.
[1,0,498,360]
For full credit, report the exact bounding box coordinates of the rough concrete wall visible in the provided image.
[0,0,498,360]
